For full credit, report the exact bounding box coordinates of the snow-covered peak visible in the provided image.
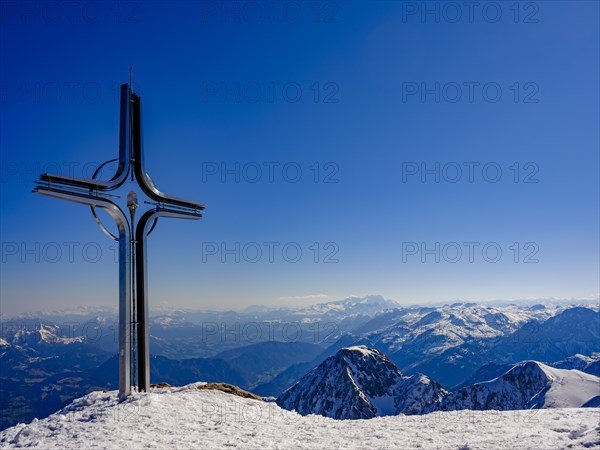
[535,362,600,408]
[338,294,397,307]
[342,345,378,357]
[297,295,399,318]
[277,346,447,419]
[11,324,85,347]
[443,360,600,411]
[549,353,600,376]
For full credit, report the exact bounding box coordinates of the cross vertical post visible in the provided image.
[33,77,205,398]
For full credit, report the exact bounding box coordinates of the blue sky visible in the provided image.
[1,1,598,315]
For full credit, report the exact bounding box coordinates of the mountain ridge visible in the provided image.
[276,345,447,419]
[442,360,600,411]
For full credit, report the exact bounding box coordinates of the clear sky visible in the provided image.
[1,1,598,315]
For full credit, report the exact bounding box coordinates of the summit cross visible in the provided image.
[33,79,205,399]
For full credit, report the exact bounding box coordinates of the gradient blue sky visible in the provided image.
[1,1,598,315]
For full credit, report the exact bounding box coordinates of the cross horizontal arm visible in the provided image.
[39,170,127,191]
[38,83,132,192]
[33,185,129,232]
[130,93,206,212]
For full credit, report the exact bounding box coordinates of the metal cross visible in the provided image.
[33,80,205,400]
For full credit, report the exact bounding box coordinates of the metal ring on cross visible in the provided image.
[90,159,120,241]
[89,159,159,240]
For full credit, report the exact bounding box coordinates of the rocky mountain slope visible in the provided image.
[276,346,447,419]
[442,360,600,410]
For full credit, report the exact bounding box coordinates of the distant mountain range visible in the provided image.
[550,353,600,376]
[259,303,600,395]
[331,304,600,389]
[442,360,600,411]
[276,346,600,419]
[1,296,598,429]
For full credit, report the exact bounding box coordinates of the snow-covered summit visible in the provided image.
[277,346,447,419]
[296,295,399,318]
[550,353,600,376]
[537,363,600,408]
[10,324,85,347]
[1,383,598,449]
[343,345,378,356]
[443,360,600,411]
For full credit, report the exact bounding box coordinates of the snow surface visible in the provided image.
[443,360,600,412]
[344,345,377,356]
[1,384,598,449]
[538,363,600,408]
